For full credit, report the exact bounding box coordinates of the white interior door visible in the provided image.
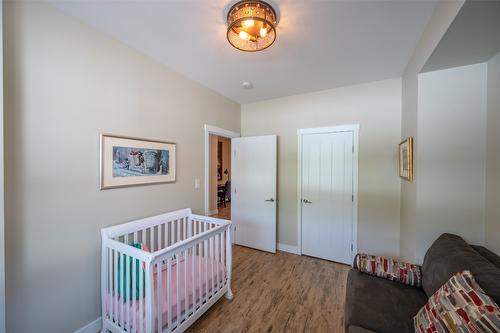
[231,135,277,253]
[301,131,354,264]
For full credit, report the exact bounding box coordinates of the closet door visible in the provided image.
[301,131,354,264]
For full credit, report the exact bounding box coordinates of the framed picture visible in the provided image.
[100,134,176,189]
[399,137,414,182]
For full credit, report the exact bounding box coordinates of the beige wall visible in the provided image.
[242,79,402,256]
[400,0,464,262]
[3,2,240,332]
[486,52,500,255]
[416,63,487,263]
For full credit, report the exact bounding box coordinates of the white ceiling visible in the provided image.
[51,0,437,104]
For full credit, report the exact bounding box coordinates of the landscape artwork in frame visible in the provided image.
[399,137,413,182]
[100,134,176,189]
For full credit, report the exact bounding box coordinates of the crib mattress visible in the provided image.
[106,255,226,332]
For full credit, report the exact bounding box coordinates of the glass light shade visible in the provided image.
[227,0,277,52]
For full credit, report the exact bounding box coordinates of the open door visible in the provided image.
[231,135,277,253]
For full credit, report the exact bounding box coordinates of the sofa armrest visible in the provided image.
[355,253,422,287]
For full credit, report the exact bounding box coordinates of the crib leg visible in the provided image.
[225,289,234,300]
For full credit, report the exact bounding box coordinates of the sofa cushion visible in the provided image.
[472,245,500,269]
[414,270,500,333]
[347,325,378,333]
[345,269,428,333]
[422,233,500,304]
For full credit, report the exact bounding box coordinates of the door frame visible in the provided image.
[0,3,5,331]
[204,124,240,216]
[296,124,360,262]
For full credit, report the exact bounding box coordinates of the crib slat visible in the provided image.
[167,257,172,331]
[216,234,219,293]
[108,247,112,320]
[176,254,181,327]
[198,241,202,308]
[125,252,130,332]
[191,244,195,314]
[118,253,125,328]
[142,228,146,245]
[157,261,162,333]
[211,237,215,297]
[132,254,137,333]
[184,249,188,318]
[114,250,118,325]
[221,231,225,285]
[205,239,209,301]
[139,259,144,333]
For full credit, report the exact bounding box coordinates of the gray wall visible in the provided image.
[3,2,240,332]
[242,79,402,257]
[416,63,487,262]
[486,52,500,255]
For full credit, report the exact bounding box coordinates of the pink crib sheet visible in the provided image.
[106,255,225,332]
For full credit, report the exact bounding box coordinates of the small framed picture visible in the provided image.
[399,137,414,182]
[100,134,176,189]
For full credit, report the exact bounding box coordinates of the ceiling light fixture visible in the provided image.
[226,0,277,52]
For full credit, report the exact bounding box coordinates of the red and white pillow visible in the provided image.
[414,270,500,333]
[355,253,422,287]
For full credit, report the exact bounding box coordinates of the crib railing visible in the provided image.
[101,209,232,333]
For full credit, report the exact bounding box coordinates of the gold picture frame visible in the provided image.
[399,137,413,182]
[100,134,176,189]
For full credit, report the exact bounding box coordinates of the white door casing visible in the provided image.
[231,135,277,253]
[204,125,240,216]
[297,125,359,265]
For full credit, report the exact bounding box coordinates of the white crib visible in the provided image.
[101,208,233,333]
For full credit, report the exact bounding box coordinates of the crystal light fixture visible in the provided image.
[226,0,277,52]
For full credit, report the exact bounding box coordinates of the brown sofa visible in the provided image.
[344,233,500,333]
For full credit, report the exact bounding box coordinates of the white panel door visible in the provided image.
[301,131,354,264]
[231,135,277,253]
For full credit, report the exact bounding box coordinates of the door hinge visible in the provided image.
[351,244,353,252]
[352,194,354,202]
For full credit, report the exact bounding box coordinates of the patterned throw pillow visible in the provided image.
[355,253,422,287]
[414,270,500,333]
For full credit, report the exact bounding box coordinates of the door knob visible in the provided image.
[265,198,275,202]
[303,199,312,204]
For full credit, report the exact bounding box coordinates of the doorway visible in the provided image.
[204,125,240,219]
[204,125,278,253]
[208,134,232,219]
[297,125,359,265]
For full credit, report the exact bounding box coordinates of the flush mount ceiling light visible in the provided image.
[226,0,277,52]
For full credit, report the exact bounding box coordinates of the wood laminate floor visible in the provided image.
[187,245,350,333]
[211,203,231,220]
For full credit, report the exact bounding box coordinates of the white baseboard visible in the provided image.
[277,243,299,255]
[74,317,101,333]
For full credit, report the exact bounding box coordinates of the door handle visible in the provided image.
[265,198,275,202]
[303,199,312,204]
